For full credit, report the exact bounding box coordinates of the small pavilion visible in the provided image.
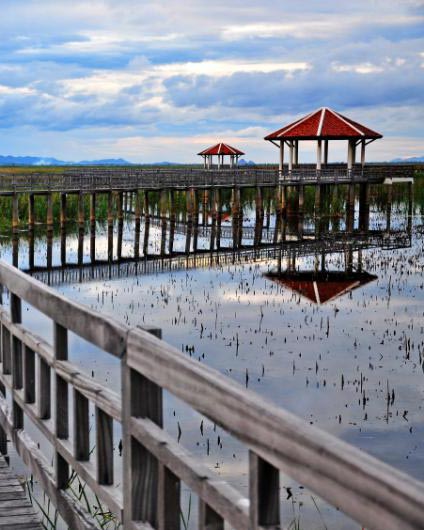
[264,107,382,174]
[198,142,244,169]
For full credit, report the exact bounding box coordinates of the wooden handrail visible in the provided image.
[0,260,423,529]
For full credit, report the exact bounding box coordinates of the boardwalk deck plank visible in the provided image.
[0,456,42,529]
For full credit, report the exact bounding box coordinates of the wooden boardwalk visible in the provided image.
[0,456,42,529]
[0,163,419,194]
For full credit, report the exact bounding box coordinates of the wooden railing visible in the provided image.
[0,260,423,529]
[0,163,418,193]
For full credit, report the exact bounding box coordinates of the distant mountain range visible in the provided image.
[391,156,424,163]
[0,155,133,166]
[0,154,421,166]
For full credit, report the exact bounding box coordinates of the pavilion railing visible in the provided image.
[0,260,423,529]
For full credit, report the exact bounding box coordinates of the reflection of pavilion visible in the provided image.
[266,270,377,304]
[266,238,377,304]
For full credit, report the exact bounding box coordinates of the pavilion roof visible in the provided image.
[198,142,245,156]
[264,108,382,141]
[265,270,377,305]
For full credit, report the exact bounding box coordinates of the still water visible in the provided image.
[0,182,423,529]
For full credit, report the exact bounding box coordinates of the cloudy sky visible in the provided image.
[0,0,423,162]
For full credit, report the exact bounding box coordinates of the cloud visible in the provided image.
[0,0,421,161]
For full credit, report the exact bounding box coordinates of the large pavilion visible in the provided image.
[198,142,244,169]
[264,107,382,175]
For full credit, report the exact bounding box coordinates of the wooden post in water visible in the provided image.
[359,183,370,231]
[193,189,200,252]
[12,194,19,232]
[143,216,150,258]
[90,193,96,227]
[160,189,168,256]
[12,235,19,269]
[117,192,124,223]
[231,186,241,249]
[28,193,35,230]
[107,191,113,228]
[386,184,392,231]
[117,217,123,260]
[90,223,96,264]
[407,181,413,235]
[346,184,355,232]
[134,192,141,260]
[77,228,84,266]
[169,190,176,255]
[47,230,53,270]
[60,193,67,228]
[144,190,150,221]
[60,226,67,266]
[78,192,85,228]
[47,193,53,229]
[28,230,35,270]
[298,185,305,216]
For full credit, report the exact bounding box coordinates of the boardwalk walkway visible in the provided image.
[0,456,42,529]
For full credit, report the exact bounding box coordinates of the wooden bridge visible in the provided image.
[0,260,423,529]
[0,163,418,195]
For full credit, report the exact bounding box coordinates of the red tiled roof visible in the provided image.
[264,108,382,140]
[266,271,377,305]
[198,142,245,156]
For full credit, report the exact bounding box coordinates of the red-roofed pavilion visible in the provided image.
[264,107,382,175]
[198,142,244,169]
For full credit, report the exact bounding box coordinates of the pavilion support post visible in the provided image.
[28,194,35,230]
[294,140,299,166]
[217,154,221,171]
[347,140,356,171]
[60,193,66,228]
[361,139,366,168]
[46,193,53,229]
[324,140,329,165]
[288,141,294,173]
[316,139,322,172]
[279,140,284,178]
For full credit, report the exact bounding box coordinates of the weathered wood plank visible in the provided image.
[127,328,424,530]
[0,455,42,529]
[0,262,128,357]
[249,451,279,528]
[130,417,248,530]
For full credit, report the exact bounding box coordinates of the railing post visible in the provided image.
[0,285,7,455]
[249,451,280,529]
[122,326,181,530]
[10,292,23,430]
[54,322,69,488]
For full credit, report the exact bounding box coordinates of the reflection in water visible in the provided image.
[0,181,419,530]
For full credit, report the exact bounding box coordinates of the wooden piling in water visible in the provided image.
[90,193,96,226]
[12,194,19,232]
[78,193,85,227]
[28,194,35,230]
[47,193,53,228]
[60,193,67,227]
